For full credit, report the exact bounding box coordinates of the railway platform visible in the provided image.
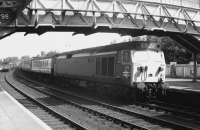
[0,87,52,130]
[166,78,200,92]
[162,78,200,108]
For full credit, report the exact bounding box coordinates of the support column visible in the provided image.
[193,53,197,82]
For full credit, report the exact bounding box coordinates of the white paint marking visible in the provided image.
[4,91,52,130]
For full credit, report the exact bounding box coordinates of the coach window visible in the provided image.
[47,61,48,66]
[66,54,72,59]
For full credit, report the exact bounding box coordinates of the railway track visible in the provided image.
[135,101,200,121]
[13,72,200,130]
[6,72,171,130]
[4,74,141,130]
[0,73,87,130]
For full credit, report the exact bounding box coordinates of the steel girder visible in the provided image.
[3,0,200,36]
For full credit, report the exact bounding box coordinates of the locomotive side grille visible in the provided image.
[96,56,115,76]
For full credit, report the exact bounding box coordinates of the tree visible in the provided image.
[1,57,19,66]
[160,37,192,64]
[133,35,193,64]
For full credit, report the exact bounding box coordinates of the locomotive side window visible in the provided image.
[122,50,130,64]
[117,50,130,64]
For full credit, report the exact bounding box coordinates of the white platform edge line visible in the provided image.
[4,91,52,130]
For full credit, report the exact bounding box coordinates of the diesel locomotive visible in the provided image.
[19,41,166,99]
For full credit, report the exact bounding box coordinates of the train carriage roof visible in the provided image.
[32,55,55,60]
[56,41,161,57]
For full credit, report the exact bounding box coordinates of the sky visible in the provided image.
[0,32,131,59]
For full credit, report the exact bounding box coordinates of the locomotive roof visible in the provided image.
[57,41,160,56]
[29,41,161,61]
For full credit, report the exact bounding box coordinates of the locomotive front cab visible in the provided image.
[131,50,165,83]
[130,43,166,99]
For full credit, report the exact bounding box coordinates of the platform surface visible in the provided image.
[166,78,200,92]
[0,88,52,130]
